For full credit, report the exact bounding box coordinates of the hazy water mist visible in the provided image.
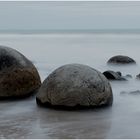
[0,32,140,138]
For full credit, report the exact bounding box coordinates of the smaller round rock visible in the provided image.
[103,70,126,81]
[36,64,113,109]
[107,55,136,65]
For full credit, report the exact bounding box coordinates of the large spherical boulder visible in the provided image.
[107,55,136,65]
[36,64,113,109]
[0,46,41,99]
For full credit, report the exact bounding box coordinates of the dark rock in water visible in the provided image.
[136,74,140,79]
[103,70,126,81]
[0,46,41,99]
[107,55,136,65]
[125,74,132,79]
[36,64,113,109]
[116,71,122,76]
[120,90,140,95]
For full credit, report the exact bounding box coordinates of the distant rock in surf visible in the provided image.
[125,74,132,79]
[0,46,41,99]
[36,64,113,109]
[103,70,127,81]
[116,71,122,76]
[136,74,140,80]
[107,55,136,65]
[120,90,140,95]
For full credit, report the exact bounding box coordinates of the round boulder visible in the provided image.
[0,46,41,99]
[107,55,136,65]
[36,64,113,109]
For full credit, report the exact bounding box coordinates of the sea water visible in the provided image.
[0,32,140,138]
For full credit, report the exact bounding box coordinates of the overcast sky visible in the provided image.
[0,1,140,30]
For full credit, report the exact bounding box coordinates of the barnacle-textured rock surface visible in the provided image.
[36,64,113,109]
[0,46,41,99]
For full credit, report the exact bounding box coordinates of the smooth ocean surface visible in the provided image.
[0,33,140,138]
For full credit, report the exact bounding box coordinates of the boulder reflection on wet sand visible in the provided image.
[36,106,112,139]
[0,98,112,139]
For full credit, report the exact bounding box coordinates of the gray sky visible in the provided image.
[0,1,140,30]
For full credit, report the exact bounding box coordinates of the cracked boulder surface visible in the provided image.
[0,46,41,99]
[36,64,113,109]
